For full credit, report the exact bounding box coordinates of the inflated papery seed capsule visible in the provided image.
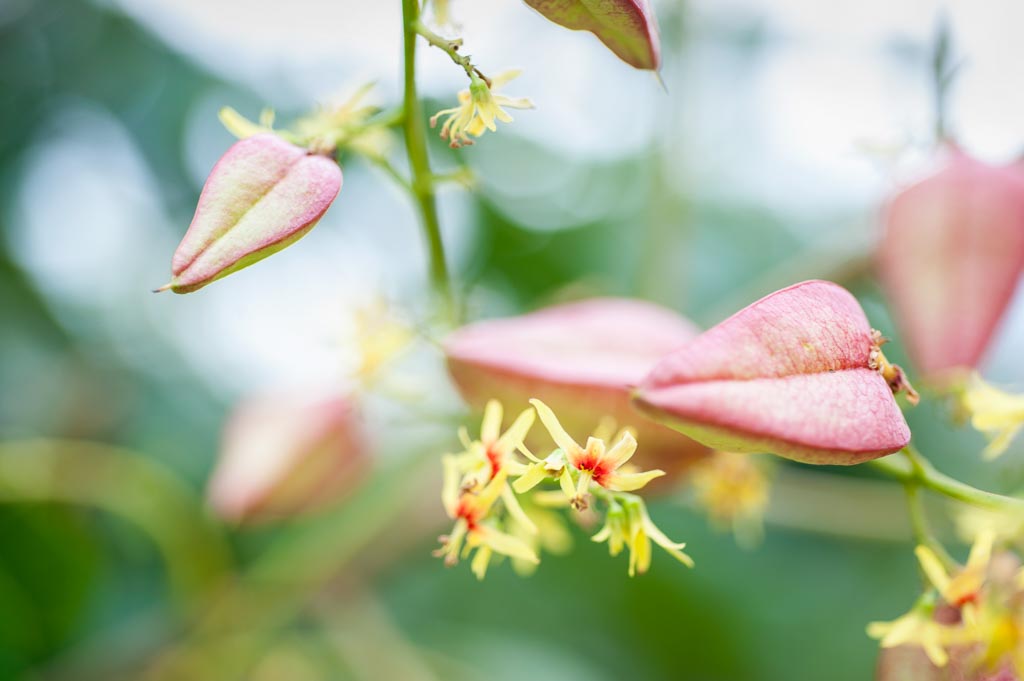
[444,298,709,478]
[633,281,912,465]
[878,146,1024,383]
[207,390,368,524]
[162,134,342,293]
[522,0,661,70]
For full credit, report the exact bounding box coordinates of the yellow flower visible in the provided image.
[529,399,665,508]
[867,595,958,667]
[691,451,770,546]
[962,374,1024,459]
[436,400,541,578]
[916,529,995,610]
[972,603,1024,674]
[956,505,1024,551]
[454,399,534,486]
[350,298,414,385]
[429,0,451,25]
[220,84,393,157]
[436,466,538,576]
[430,70,534,148]
[592,495,694,577]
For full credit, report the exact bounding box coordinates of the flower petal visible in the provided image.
[602,431,637,469]
[531,399,581,454]
[477,525,539,564]
[496,407,535,454]
[481,399,503,445]
[603,469,665,492]
[502,484,538,534]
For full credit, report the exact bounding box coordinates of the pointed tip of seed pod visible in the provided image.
[654,70,668,93]
[152,282,172,293]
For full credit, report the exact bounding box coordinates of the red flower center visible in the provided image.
[485,444,502,479]
[574,453,611,485]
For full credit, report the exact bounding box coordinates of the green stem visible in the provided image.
[413,20,489,85]
[402,0,456,322]
[367,154,414,194]
[903,480,956,569]
[870,445,1024,512]
[369,105,406,130]
[931,16,953,143]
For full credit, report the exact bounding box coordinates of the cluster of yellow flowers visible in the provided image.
[219,83,395,159]
[868,527,1024,675]
[435,399,693,579]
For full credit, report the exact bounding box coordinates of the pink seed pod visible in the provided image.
[207,390,368,524]
[878,147,1024,382]
[162,134,342,293]
[872,647,1015,679]
[522,0,661,71]
[876,645,1018,681]
[444,298,709,478]
[633,280,912,465]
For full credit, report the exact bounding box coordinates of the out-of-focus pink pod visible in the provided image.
[207,391,368,524]
[444,298,709,477]
[522,0,661,71]
[162,134,342,293]
[633,281,912,465]
[876,645,1017,681]
[878,147,1024,382]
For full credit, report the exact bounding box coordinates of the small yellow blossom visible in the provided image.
[350,298,415,385]
[867,594,959,667]
[430,0,452,25]
[592,495,694,577]
[971,603,1024,673]
[430,70,534,148]
[220,84,394,157]
[436,401,540,578]
[691,451,770,547]
[453,399,534,486]
[916,530,995,611]
[529,399,665,508]
[962,374,1024,459]
[957,505,1024,549]
[219,106,280,139]
[436,467,538,576]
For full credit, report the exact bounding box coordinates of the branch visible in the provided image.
[870,445,1024,512]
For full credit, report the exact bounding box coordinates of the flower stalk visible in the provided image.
[413,20,490,85]
[871,446,1024,513]
[402,0,456,322]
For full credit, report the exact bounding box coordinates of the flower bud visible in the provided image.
[162,134,342,293]
[444,298,709,477]
[522,0,661,70]
[633,280,912,465]
[207,390,368,524]
[878,147,1024,382]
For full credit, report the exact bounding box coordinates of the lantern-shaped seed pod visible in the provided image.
[162,133,342,294]
[633,280,912,465]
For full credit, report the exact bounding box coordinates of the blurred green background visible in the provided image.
[2,0,1023,679]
